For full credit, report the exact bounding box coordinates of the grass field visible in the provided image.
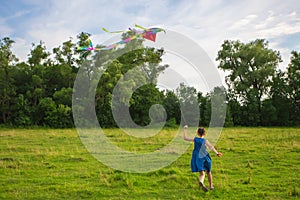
[0,127,299,199]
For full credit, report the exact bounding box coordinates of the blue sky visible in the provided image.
[1,0,300,72]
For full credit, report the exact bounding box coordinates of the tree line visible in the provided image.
[0,32,299,128]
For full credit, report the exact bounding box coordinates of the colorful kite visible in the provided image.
[131,24,165,42]
[77,24,165,55]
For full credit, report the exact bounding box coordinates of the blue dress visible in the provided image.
[191,137,212,172]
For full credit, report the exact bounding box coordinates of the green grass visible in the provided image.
[0,127,299,199]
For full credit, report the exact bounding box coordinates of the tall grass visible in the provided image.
[0,127,299,199]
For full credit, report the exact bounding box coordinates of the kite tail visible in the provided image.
[134,23,148,30]
[101,27,124,34]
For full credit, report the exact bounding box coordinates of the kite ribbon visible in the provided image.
[101,27,125,34]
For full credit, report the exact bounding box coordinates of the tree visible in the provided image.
[43,64,75,96]
[53,38,75,65]
[163,90,181,124]
[0,37,18,123]
[176,83,199,126]
[13,94,31,126]
[96,60,123,127]
[216,39,281,125]
[117,48,168,84]
[269,70,292,126]
[92,30,169,127]
[286,51,300,125]
[53,87,73,106]
[139,48,168,84]
[227,98,242,126]
[36,97,57,126]
[261,99,277,126]
[76,32,91,62]
[129,84,165,126]
[202,87,232,127]
[28,41,50,66]
[198,92,208,126]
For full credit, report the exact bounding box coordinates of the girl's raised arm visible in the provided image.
[183,125,194,142]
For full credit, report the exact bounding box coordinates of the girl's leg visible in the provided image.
[207,171,214,189]
[199,171,205,184]
[199,171,208,192]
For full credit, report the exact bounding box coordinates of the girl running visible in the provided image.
[183,125,222,192]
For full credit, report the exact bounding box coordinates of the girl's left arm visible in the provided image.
[205,140,222,157]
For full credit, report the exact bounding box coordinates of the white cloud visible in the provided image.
[229,14,258,30]
[11,37,31,62]
[28,28,74,51]
[2,0,300,76]
[159,0,300,73]
[0,23,12,36]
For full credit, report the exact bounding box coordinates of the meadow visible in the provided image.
[0,127,299,199]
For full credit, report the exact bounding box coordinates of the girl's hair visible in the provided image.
[197,127,205,136]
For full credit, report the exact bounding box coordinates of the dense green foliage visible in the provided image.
[0,128,299,199]
[0,35,299,127]
[217,39,299,126]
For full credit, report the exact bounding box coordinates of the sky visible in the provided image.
[1,0,300,91]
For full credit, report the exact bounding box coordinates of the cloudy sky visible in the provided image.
[1,0,300,90]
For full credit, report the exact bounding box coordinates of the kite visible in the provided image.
[77,24,165,55]
[131,24,165,42]
[102,24,165,42]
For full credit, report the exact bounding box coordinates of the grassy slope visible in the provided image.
[0,127,299,199]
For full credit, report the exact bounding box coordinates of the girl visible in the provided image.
[183,125,222,192]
